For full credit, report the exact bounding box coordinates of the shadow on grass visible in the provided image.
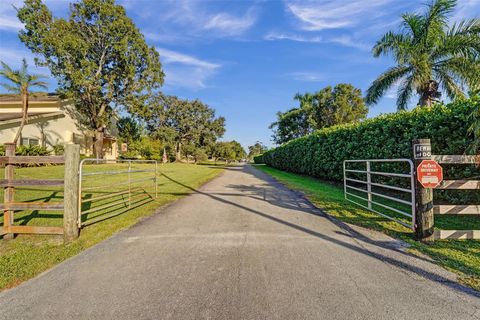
[161,165,479,298]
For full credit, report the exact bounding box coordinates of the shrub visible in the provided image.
[16,145,51,156]
[262,99,479,203]
[0,145,4,156]
[253,154,264,164]
[52,144,64,155]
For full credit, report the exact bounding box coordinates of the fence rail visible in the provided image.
[343,159,415,230]
[1,143,71,238]
[432,154,480,240]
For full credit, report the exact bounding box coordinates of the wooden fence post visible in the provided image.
[3,143,16,239]
[64,144,80,242]
[412,139,435,241]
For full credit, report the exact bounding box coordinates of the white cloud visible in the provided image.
[264,32,370,50]
[264,32,322,43]
[288,72,324,82]
[124,0,258,41]
[452,0,480,21]
[0,1,24,31]
[204,8,257,36]
[156,47,220,89]
[286,0,395,31]
[328,35,371,51]
[156,47,220,70]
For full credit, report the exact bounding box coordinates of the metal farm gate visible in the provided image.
[343,159,416,230]
[78,159,158,227]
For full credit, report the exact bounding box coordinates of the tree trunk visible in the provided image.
[176,142,182,162]
[93,129,104,159]
[13,91,28,145]
[418,80,440,107]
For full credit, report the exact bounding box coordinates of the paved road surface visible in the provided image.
[1,165,479,320]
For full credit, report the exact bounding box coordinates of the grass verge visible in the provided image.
[0,163,223,290]
[255,165,480,291]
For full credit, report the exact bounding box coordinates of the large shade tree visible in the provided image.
[0,59,48,145]
[144,94,225,161]
[366,0,480,110]
[17,0,164,158]
[270,84,367,144]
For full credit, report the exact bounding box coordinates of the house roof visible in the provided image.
[0,92,60,102]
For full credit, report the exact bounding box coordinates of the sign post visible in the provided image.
[412,139,435,241]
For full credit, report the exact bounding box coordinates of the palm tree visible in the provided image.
[0,59,48,144]
[366,0,480,111]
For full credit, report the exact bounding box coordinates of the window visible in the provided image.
[21,137,39,146]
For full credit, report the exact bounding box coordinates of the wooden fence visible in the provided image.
[1,143,80,241]
[432,154,480,240]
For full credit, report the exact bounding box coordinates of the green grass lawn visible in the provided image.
[255,165,480,291]
[0,163,223,290]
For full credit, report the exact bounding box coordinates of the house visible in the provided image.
[0,93,118,159]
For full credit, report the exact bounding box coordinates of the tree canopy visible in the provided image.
[142,94,225,161]
[17,0,164,157]
[247,141,268,159]
[366,0,480,110]
[270,84,367,144]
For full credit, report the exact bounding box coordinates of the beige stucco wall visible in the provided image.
[0,101,93,155]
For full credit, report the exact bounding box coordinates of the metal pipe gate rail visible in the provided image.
[78,159,158,227]
[343,159,416,230]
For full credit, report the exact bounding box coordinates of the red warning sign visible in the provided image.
[417,160,443,188]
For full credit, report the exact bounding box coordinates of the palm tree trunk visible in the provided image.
[13,91,28,145]
[418,80,440,107]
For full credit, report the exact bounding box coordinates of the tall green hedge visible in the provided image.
[260,99,479,203]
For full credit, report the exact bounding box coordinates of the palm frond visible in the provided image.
[435,68,465,100]
[372,31,411,58]
[401,13,424,41]
[0,83,20,93]
[396,76,415,110]
[366,66,411,105]
[30,80,49,89]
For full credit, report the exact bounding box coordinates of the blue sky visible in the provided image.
[0,0,479,148]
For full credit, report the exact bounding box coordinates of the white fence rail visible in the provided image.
[343,159,415,230]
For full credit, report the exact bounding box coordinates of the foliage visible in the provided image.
[366,0,480,110]
[0,59,48,144]
[0,145,4,156]
[247,141,268,159]
[142,94,225,161]
[17,0,164,157]
[271,84,367,144]
[261,98,479,202]
[212,141,246,162]
[119,136,163,160]
[16,145,50,156]
[52,144,64,155]
[467,90,480,153]
[253,154,264,164]
[117,117,142,144]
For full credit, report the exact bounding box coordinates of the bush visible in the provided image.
[253,154,264,164]
[262,99,479,203]
[16,145,51,156]
[0,145,4,156]
[52,144,64,155]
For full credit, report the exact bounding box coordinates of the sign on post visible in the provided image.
[413,143,432,159]
[417,160,443,188]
